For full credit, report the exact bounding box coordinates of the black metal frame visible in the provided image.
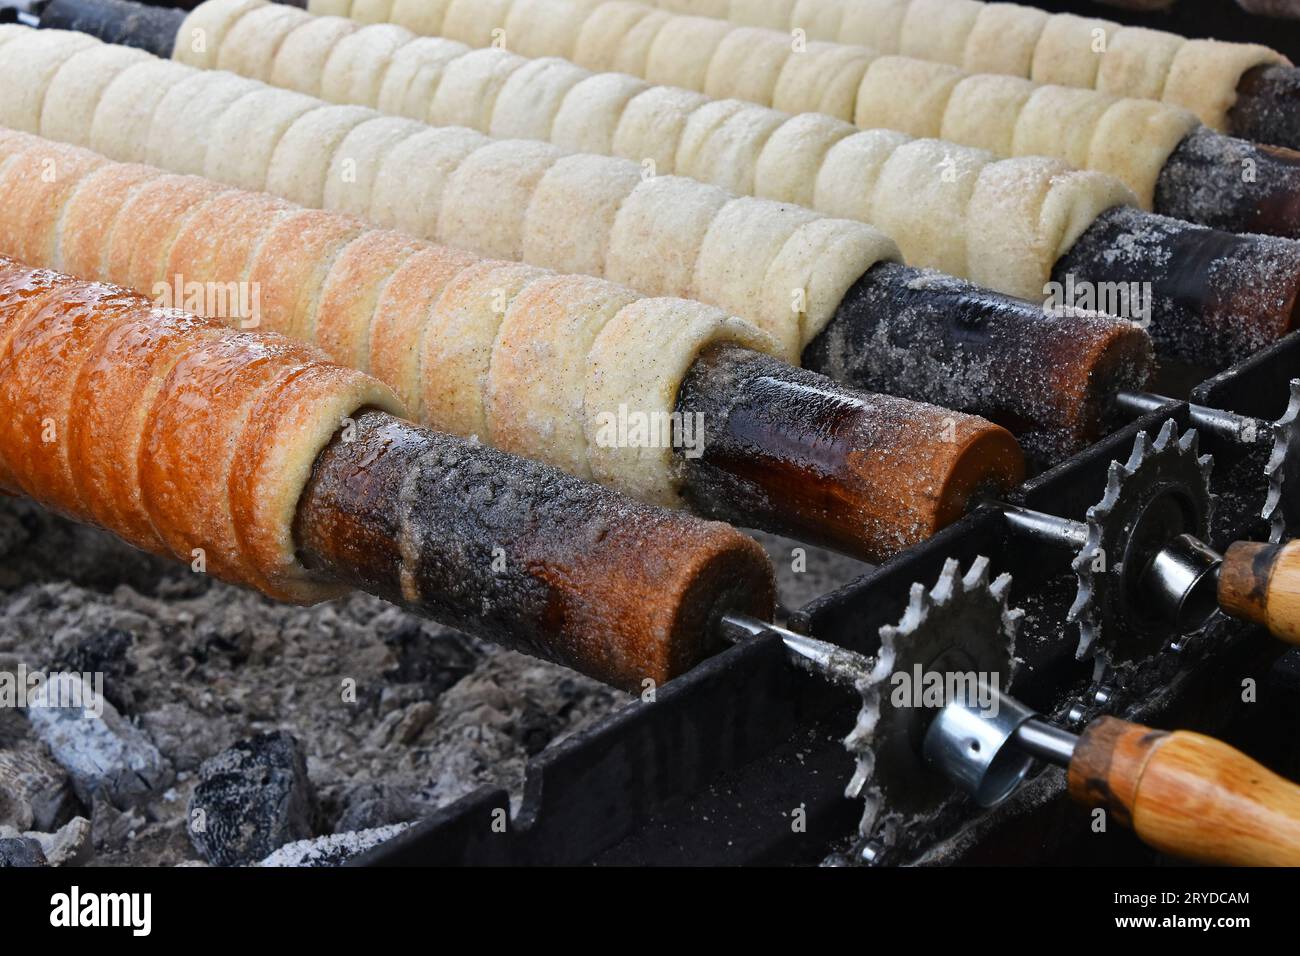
[355,334,1300,866]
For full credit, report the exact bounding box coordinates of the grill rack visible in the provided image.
[355,333,1300,866]
[3,0,1299,867]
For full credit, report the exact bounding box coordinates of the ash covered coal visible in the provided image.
[0,495,627,866]
[0,494,864,866]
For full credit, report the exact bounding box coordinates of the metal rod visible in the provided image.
[997,503,1089,550]
[720,613,873,689]
[1116,391,1265,445]
[1012,719,1079,768]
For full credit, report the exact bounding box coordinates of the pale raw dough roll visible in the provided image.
[675,100,784,195]
[939,74,1036,157]
[963,3,1047,78]
[771,42,873,120]
[266,104,376,208]
[609,9,676,77]
[552,73,650,155]
[855,57,963,136]
[271,15,361,97]
[389,0,457,35]
[0,23,30,51]
[704,28,793,106]
[41,44,150,148]
[766,216,900,344]
[351,0,395,22]
[812,127,912,223]
[215,3,307,81]
[1029,14,1115,91]
[488,57,591,141]
[1012,85,1116,174]
[307,0,355,14]
[428,47,527,131]
[964,159,1132,300]
[1093,26,1181,104]
[644,14,733,91]
[418,260,547,440]
[387,37,470,119]
[308,0,1292,132]
[148,71,262,175]
[605,175,731,302]
[1087,100,1198,208]
[368,244,479,411]
[693,197,819,360]
[521,154,643,276]
[502,0,600,60]
[585,298,774,507]
[436,139,562,260]
[488,275,640,478]
[441,0,515,49]
[788,0,844,40]
[323,115,429,220]
[753,111,855,209]
[1164,40,1288,132]
[204,87,324,192]
[174,0,261,69]
[320,23,413,106]
[90,60,195,165]
[368,126,486,240]
[899,0,980,65]
[610,85,711,173]
[871,139,986,278]
[0,30,97,133]
[837,0,908,49]
[572,1,660,73]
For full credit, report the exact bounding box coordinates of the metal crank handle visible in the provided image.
[925,690,1300,866]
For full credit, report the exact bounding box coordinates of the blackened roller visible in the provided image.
[295,410,776,689]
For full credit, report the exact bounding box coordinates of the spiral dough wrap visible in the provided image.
[174,0,1136,300]
[632,0,1287,131]
[0,254,404,603]
[0,22,895,363]
[285,0,1199,205]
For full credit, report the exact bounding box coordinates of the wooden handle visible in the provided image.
[1068,716,1300,866]
[1218,540,1300,644]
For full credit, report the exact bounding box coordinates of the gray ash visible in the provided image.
[0,494,627,866]
[0,493,862,866]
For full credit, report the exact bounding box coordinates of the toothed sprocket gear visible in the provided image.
[1264,379,1300,544]
[1069,420,1213,663]
[844,557,1021,849]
